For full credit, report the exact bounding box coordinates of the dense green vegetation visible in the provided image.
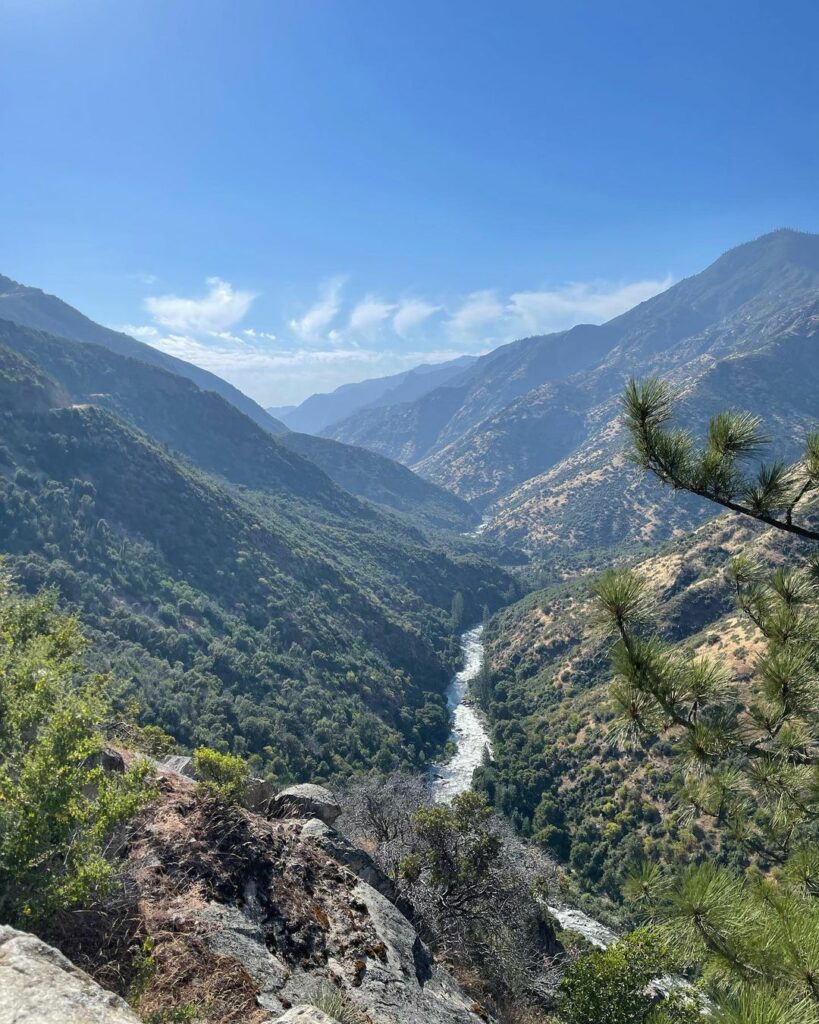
[191,746,249,803]
[558,929,698,1024]
[0,341,515,783]
[0,575,149,925]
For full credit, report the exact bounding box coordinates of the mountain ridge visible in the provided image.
[326,229,819,558]
[0,273,288,436]
[278,354,478,435]
[0,315,475,532]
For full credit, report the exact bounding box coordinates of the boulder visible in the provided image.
[82,746,126,774]
[269,784,341,825]
[99,746,126,773]
[0,926,140,1024]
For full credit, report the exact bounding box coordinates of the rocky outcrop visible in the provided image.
[123,778,490,1024]
[269,784,341,825]
[3,774,488,1024]
[0,926,140,1024]
[299,818,396,901]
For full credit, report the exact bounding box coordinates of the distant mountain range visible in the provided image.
[0,274,289,436]
[319,229,819,564]
[271,354,478,434]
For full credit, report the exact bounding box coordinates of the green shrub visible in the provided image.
[0,577,151,925]
[191,746,248,803]
[559,929,698,1024]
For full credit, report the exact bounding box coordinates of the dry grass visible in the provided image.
[134,933,268,1024]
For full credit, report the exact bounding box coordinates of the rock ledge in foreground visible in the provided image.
[0,925,140,1024]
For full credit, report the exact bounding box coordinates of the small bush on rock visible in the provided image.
[309,982,368,1024]
[191,746,248,804]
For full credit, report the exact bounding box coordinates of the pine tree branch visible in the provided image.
[624,378,819,540]
[647,433,819,540]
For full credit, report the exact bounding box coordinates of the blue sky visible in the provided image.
[2,0,819,405]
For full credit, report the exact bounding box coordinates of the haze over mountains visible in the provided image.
[0,274,477,533]
[0,274,289,437]
[1,228,816,780]
[270,354,477,434]
[301,229,819,563]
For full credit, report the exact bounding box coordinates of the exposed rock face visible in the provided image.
[269,784,341,825]
[246,775,277,811]
[123,779,490,1024]
[299,818,396,901]
[0,925,140,1024]
[155,753,195,777]
[85,745,126,773]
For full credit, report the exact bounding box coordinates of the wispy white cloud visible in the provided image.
[119,323,160,340]
[507,276,673,335]
[242,327,277,342]
[447,290,505,337]
[393,298,440,337]
[287,277,345,342]
[348,295,396,337]
[141,331,473,405]
[122,268,673,405]
[144,277,256,334]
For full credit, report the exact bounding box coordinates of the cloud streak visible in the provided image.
[288,277,345,342]
[145,277,256,334]
[349,296,396,337]
[507,276,674,335]
[393,298,440,337]
[447,290,505,337]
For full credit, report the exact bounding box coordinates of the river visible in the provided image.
[428,625,707,1018]
[430,624,618,949]
[430,625,492,803]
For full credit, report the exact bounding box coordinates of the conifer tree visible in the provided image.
[591,379,819,1023]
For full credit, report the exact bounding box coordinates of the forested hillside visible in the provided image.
[0,318,478,532]
[0,273,288,435]
[0,341,515,782]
